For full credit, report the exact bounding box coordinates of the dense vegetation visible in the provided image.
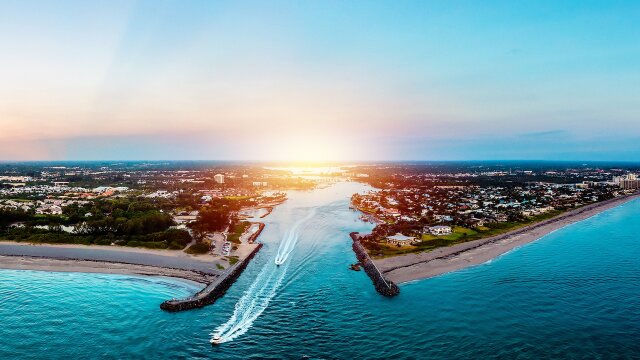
[1,198,192,250]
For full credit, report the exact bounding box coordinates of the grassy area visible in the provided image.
[420,226,478,242]
[371,210,564,258]
[465,210,563,240]
[227,256,239,265]
[226,221,251,244]
[216,263,225,270]
[184,242,210,254]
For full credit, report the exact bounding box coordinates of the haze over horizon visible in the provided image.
[1,0,639,162]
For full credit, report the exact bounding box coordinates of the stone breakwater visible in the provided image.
[160,244,263,311]
[247,223,265,244]
[350,232,400,297]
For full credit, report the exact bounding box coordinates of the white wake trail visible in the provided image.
[274,209,315,265]
[211,209,316,344]
[211,262,288,343]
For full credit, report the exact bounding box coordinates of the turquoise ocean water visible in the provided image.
[1,182,639,359]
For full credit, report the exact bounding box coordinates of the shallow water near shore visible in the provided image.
[2,182,640,358]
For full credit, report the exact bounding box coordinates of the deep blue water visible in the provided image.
[1,182,640,359]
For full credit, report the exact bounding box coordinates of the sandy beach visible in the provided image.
[0,241,226,283]
[0,255,214,285]
[0,221,265,284]
[375,193,640,284]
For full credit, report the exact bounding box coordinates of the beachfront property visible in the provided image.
[427,225,452,236]
[350,164,637,258]
[387,233,419,246]
[613,174,640,190]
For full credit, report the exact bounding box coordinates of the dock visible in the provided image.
[350,232,400,297]
[160,243,263,311]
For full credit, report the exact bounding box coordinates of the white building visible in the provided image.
[201,195,213,203]
[214,174,225,184]
[428,225,452,236]
[613,174,640,190]
[386,233,418,246]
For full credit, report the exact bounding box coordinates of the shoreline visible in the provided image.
[0,255,214,285]
[0,241,228,285]
[373,192,640,284]
[0,211,270,302]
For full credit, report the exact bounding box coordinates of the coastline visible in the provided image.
[350,232,400,297]
[373,192,640,284]
[0,241,228,285]
[0,255,212,285]
[0,217,268,298]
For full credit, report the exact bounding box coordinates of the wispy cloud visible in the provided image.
[519,130,568,138]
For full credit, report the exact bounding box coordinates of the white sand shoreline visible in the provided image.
[0,219,267,286]
[0,255,216,284]
[374,193,640,284]
[0,240,228,284]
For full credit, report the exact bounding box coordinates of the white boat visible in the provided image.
[210,336,222,345]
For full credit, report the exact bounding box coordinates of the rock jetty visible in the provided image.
[350,232,399,297]
[160,243,263,311]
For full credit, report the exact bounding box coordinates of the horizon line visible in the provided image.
[2,159,640,164]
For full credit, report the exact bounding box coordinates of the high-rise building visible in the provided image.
[214,174,225,184]
[613,174,640,189]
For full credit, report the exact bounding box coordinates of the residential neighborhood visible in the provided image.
[350,164,640,257]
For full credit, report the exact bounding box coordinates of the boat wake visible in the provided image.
[274,209,316,266]
[211,209,315,344]
[211,262,288,344]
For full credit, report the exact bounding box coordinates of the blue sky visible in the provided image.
[0,0,638,161]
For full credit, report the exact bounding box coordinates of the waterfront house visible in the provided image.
[428,225,452,236]
[386,233,418,246]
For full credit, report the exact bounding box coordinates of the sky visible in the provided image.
[0,0,639,162]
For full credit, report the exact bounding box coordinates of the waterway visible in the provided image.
[1,182,639,358]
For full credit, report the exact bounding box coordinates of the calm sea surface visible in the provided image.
[1,182,639,359]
